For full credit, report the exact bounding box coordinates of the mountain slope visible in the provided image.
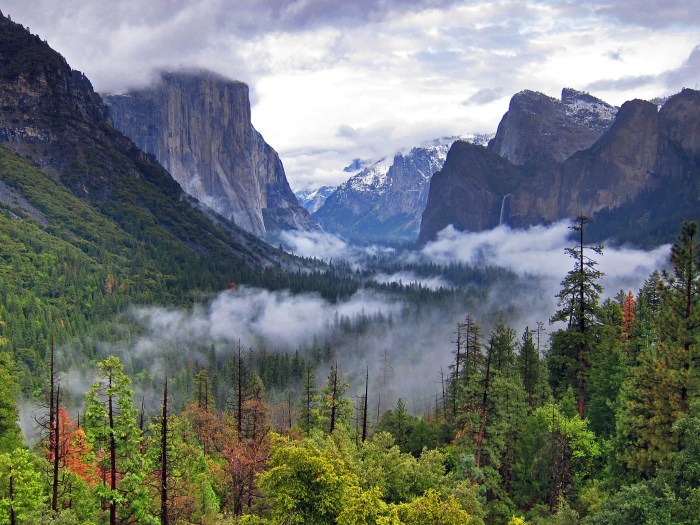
[0,12,369,387]
[0,14,307,267]
[104,71,316,237]
[419,89,700,245]
[314,139,483,242]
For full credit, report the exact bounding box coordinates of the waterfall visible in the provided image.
[499,194,511,226]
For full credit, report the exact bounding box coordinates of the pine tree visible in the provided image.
[550,215,603,419]
[298,363,318,435]
[320,363,351,434]
[519,327,541,411]
[616,222,700,476]
[658,220,700,401]
[83,356,152,525]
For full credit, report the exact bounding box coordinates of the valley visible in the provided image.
[0,7,699,525]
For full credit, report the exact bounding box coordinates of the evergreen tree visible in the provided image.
[549,215,603,419]
[658,220,700,400]
[519,327,541,411]
[298,363,318,435]
[616,222,700,477]
[320,363,351,434]
[585,300,625,437]
[0,354,22,454]
[83,356,154,525]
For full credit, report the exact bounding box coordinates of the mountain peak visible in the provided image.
[488,87,616,165]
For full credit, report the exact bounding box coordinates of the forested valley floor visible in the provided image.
[2,219,700,525]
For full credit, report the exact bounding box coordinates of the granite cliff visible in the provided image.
[105,71,315,237]
[488,88,617,165]
[419,89,700,245]
[0,12,296,270]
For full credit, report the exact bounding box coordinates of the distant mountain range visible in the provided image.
[296,186,336,214]
[308,135,492,242]
[303,87,625,244]
[304,86,698,248]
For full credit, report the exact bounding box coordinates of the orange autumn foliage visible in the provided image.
[47,408,99,487]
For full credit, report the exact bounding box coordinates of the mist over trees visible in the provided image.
[1,220,699,524]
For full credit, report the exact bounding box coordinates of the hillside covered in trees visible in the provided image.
[1,8,700,525]
[1,218,700,525]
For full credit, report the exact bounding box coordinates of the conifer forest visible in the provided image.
[2,216,700,525]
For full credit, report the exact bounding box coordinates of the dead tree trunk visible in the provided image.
[160,378,169,525]
[361,366,369,442]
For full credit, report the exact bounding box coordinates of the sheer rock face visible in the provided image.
[558,99,661,218]
[0,14,297,268]
[105,72,315,236]
[419,89,700,245]
[488,88,617,166]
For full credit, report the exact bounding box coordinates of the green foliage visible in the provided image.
[583,479,677,525]
[336,485,391,525]
[258,433,356,524]
[0,353,22,453]
[395,489,474,525]
[585,301,625,437]
[297,362,318,435]
[513,403,600,509]
[82,356,156,525]
[318,364,352,434]
[357,431,447,504]
[0,448,46,525]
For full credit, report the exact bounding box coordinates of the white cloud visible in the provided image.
[3,0,697,189]
[279,229,395,263]
[131,286,402,353]
[419,222,670,296]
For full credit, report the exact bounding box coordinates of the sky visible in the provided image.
[3,1,698,190]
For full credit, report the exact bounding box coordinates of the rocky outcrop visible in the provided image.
[105,71,315,236]
[488,89,617,165]
[419,89,700,245]
[558,99,660,218]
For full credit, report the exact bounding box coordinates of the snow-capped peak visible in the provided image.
[562,88,618,129]
[348,161,391,193]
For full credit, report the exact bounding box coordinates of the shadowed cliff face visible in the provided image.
[419,89,700,246]
[105,71,316,237]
